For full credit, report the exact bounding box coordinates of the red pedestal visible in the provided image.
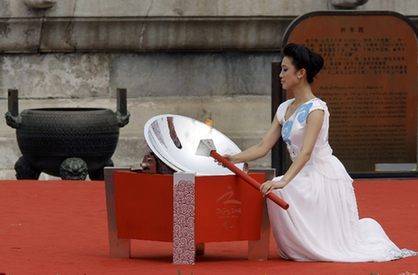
[104,168,273,263]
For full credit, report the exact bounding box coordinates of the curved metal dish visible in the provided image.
[144,114,244,175]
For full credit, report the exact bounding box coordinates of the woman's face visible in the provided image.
[280,56,301,90]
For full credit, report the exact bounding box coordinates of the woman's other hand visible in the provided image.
[260,180,287,195]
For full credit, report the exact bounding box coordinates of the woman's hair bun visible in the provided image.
[283,43,324,83]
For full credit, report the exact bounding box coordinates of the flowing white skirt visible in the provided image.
[268,155,417,262]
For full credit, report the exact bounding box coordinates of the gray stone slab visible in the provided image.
[1,0,418,53]
[0,0,76,17]
[0,0,35,17]
[39,17,288,52]
[0,54,111,98]
[0,18,42,53]
[0,134,270,179]
[0,137,19,168]
[2,0,418,19]
[1,15,414,52]
[59,0,418,17]
[113,136,146,167]
[0,96,271,178]
[1,52,278,99]
[0,169,16,180]
[110,52,279,97]
[120,96,271,137]
[0,96,270,136]
[44,0,77,17]
[70,0,315,17]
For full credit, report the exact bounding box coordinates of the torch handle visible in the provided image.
[210,150,289,210]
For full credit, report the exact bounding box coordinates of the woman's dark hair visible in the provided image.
[283,43,324,83]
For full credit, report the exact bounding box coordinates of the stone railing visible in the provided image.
[1,0,417,53]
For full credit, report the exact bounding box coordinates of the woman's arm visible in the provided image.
[260,109,324,194]
[229,116,282,163]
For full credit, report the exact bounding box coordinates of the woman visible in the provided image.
[226,43,416,262]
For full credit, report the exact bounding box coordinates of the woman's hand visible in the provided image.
[260,180,287,195]
[215,154,235,166]
[223,154,233,162]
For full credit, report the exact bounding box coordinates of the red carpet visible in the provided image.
[0,179,417,275]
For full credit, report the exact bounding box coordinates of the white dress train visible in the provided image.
[268,98,417,262]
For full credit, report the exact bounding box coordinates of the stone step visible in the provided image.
[1,95,273,180]
[1,96,271,135]
[0,135,271,180]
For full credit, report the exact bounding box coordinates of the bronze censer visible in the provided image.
[5,88,129,180]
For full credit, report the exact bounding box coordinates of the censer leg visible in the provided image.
[89,159,114,180]
[59,157,88,180]
[14,156,40,180]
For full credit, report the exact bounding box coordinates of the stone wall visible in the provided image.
[1,0,417,179]
[0,52,277,179]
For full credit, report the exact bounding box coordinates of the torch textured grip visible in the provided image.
[210,150,289,210]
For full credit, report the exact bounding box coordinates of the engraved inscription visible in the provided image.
[286,15,417,173]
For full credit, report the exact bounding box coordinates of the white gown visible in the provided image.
[268,97,417,262]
